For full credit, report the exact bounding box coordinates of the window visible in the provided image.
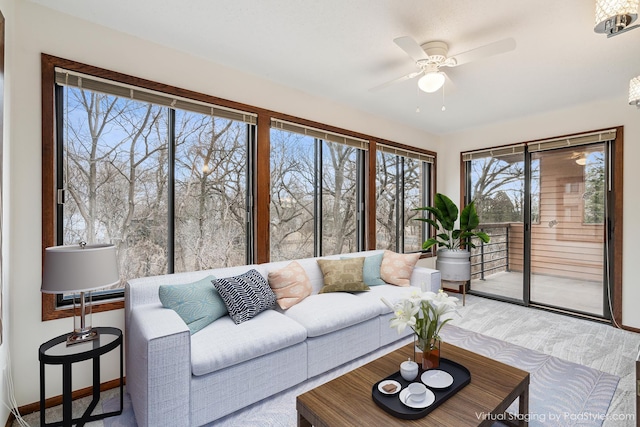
[269,120,366,261]
[173,110,251,271]
[375,145,432,253]
[55,68,255,305]
[42,56,436,319]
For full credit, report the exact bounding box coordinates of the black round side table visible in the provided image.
[38,326,123,427]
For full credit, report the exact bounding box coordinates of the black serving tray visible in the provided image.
[371,358,471,420]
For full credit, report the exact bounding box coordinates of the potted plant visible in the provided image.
[415,193,490,282]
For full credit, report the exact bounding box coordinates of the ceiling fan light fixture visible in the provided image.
[594,0,639,36]
[629,76,640,108]
[418,72,445,93]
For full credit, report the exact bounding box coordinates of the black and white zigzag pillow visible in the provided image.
[213,269,277,324]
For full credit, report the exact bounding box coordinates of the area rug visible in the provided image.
[102,324,619,427]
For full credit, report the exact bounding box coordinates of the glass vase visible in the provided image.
[416,337,440,370]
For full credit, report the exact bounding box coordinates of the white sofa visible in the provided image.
[124,250,441,427]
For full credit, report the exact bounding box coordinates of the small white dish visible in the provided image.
[399,387,435,409]
[377,379,401,395]
[421,370,454,389]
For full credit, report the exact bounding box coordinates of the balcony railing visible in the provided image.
[470,223,512,280]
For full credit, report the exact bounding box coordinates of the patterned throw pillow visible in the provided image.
[213,269,277,324]
[268,261,313,309]
[380,250,421,287]
[158,275,227,334]
[316,257,369,293]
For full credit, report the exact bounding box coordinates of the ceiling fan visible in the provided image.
[371,36,516,93]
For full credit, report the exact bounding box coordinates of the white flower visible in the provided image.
[389,299,419,333]
[382,289,459,342]
[431,289,458,316]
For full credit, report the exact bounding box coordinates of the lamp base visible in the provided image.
[66,328,99,346]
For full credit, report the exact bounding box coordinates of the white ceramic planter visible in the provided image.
[435,249,471,282]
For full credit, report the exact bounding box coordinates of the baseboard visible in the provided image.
[7,376,126,425]
[622,323,640,333]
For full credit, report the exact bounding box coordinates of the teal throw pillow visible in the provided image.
[342,253,386,286]
[159,275,227,334]
[363,253,386,286]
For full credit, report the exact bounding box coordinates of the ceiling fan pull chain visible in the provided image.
[442,85,446,112]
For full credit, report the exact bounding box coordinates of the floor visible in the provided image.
[13,294,638,427]
[471,271,605,316]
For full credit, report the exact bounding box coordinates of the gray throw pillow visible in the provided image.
[213,269,277,324]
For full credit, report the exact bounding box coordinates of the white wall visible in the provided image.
[440,96,640,329]
[9,1,439,407]
[0,0,14,423]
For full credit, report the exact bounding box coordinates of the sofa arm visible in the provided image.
[127,304,191,427]
[410,266,441,293]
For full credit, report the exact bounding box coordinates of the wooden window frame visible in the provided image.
[41,54,437,320]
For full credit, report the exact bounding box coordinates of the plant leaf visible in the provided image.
[422,238,438,250]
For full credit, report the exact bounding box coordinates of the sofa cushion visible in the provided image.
[158,275,227,334]
[268,261,312,309]
[355,284,415,315]
[190,309,307,375]
[317,257,365,287]
[213,269,277,324]
[284,293,380,337]
[380,250,420,287]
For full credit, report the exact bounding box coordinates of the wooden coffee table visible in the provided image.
[297,341,529,427]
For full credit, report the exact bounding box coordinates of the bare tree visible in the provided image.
[269,131,315,260]
[470,157,526,223]
[64,89,168,283]
[321,141,358,254]
[174,113,247,270]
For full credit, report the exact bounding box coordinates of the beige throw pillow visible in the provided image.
[380,250,420,287]
[268,261,312,309]
[316,257,365,287]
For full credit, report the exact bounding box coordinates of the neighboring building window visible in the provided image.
[56,69,255,304]
[375,146,432,253]
[269,120,366,261]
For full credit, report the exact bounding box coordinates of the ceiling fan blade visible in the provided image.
[393,36,429,62]
[449,37,516,67]
[369,70,424,92]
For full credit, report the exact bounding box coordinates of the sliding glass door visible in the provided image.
[529,144,606,316]
[464,131,615,320]
[465,147,525,303]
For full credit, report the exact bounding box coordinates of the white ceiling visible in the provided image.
[27,0,640,135]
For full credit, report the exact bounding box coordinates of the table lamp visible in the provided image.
[42,242,119,345]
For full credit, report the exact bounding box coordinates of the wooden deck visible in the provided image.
[470,271,605,316]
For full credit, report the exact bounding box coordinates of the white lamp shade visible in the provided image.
[595,0,639,31]
[629,76,640,105]
[418,72,445,93]
[42,243,120,294]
